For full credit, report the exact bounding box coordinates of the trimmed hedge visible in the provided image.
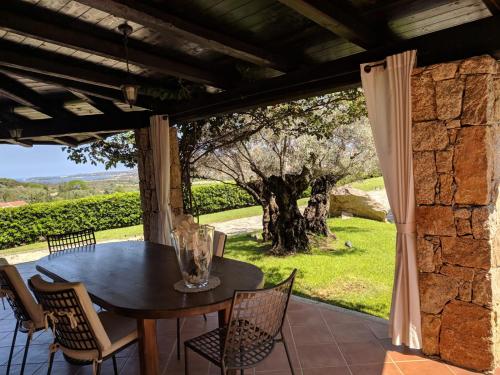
[191,183,256,215]
[0,183,310,249]
[0,192,142,249]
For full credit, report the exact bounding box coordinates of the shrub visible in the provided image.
[0,183,310,249]
[191,183,256,215]
[0,192,141,249]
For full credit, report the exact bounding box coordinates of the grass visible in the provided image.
[224,217,396,319]
[349,176,385,191]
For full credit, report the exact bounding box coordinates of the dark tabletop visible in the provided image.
[36,241,265,319]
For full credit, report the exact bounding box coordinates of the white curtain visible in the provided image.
[360,50,422,349]
[149,115,172,245]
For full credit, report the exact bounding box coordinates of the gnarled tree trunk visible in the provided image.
[247,180,278,242]
[266,167,311,255]
[304,174,344,236]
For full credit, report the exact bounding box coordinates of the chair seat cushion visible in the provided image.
[57,311,138,362]
[99,311,138,358]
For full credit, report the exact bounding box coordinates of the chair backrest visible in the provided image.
[213,230,227,258]
[223,269,297,361]
[0,263,43,326]
[46,228,96,254]
[29,275,111,354]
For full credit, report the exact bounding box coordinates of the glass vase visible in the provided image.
[171,224,215,288]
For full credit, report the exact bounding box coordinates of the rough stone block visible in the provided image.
[494,78,500,122]
[456,218,472,236]
[459,55,497,75]
[462,74,494,125]
[416,206,456,236]
[440,300,494,372]
[439,174,453,205]
[435,150,453,173]
[440,264,474,282]
[441,237,491,270]
[448,128,459,144]
[472,271,492,307]
[445,119,460,129]
[417,237,435,272]
[412,74,436,121]
[413,152,437,205]
[419,273,458,314]
[472,207,491,240]
[431,62,458,81]
[436,79,464,120]
[454,208,471,220]
[422,313,441,355]
[413,121,448,151]
[454,127,493,205]
[458,281,472,302]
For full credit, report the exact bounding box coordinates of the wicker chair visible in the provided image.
[0,260,45,375]
[184,269,297,375]
[46,228,96,254]
[175,230,228,359]
[29,275,138,375]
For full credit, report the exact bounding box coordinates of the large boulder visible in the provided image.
[329,187,388,222]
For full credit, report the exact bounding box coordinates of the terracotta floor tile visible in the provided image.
[320,308,365,325]
[378,339,427,362]
[364,321,391,340]
[396,360,454,375]
[447,364,484,374]
[291,324,334,345]
[330,323,378,343]
[296,343,346,369]
[350,363,402,375]
[301,366,351,375]
[339,341,390,365]
[287,307,325,327]
[255,343,299,372]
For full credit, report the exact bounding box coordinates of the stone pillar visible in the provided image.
[135,125,183,241]
[412,55,500,372]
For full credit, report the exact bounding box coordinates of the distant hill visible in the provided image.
[1,170,138,204]
[19,170,138,185]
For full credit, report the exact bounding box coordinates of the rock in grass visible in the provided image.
[345,240,353,248]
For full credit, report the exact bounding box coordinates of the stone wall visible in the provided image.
[413,55,500,372]
[135,124,183,242]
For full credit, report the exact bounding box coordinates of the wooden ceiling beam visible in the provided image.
[0,0,231,88]
[50,137,80,148]
[76,0,296,72]
[483,0,500,14]
[0,112,150,140]
[0,66,157,109]
[277,0,395,49]
[0,72,73,118]
[0,39,162,92]
[167,14,500,122]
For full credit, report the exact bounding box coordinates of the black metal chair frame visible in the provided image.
[0,269,44,375]
[29,281,136,375]
[46,228,96,254]
[184,269,297,375]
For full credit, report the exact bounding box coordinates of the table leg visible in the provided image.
[218,308,237,375]
[137,319,160,375]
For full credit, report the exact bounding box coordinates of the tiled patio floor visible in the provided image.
[0,262,488,375]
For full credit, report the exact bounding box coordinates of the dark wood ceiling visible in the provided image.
[0,0,498,147]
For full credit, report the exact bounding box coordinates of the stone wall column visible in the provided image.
[135,124,183,241]
[412,55,500,372]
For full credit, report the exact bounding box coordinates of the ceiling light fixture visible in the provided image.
[118,22,139,108]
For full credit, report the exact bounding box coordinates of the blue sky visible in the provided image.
[0,145,130,179]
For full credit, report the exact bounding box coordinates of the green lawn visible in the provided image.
[224,217,396,319]
[350,176,385,191]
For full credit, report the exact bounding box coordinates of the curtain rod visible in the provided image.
[363,60,387,73]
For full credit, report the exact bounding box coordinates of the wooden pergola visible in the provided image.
[0,0,499,147]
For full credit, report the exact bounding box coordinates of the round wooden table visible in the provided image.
[36,241,265,375]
